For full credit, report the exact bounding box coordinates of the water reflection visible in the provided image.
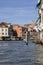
[26,42,28,45]
[35,44,43,64]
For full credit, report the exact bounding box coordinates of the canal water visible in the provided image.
[0,40,43,65]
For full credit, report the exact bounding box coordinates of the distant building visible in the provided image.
[0,25,8,37]
[0,22,13,40]
[24,21,36,36]
[12,24,28,39]
[24,20,35,32]
[12,24,22,38]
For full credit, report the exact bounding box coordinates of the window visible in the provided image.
[2,29,4,31]
[2,33,4,35]
[20,29,22,30]
[5,33,7,35]
[5,29,7,31]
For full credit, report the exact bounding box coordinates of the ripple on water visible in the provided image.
[0,41,43,65]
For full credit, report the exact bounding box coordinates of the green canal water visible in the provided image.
[0,40,43,65]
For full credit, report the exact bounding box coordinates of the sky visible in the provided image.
[0,0,38,25]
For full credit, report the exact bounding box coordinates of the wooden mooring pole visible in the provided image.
[25,31,28,45]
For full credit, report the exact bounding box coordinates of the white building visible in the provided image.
[0,23,12,38]
[0,27,8,37]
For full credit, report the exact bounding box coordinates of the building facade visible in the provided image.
[12,24,28,40]
[37,0,43,40]
[0,27,8,37]
[0,23,13,40]
[12,24,22,38]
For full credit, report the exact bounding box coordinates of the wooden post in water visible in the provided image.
[25,31,28,45]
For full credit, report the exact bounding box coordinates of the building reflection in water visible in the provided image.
[35,44,43,64]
